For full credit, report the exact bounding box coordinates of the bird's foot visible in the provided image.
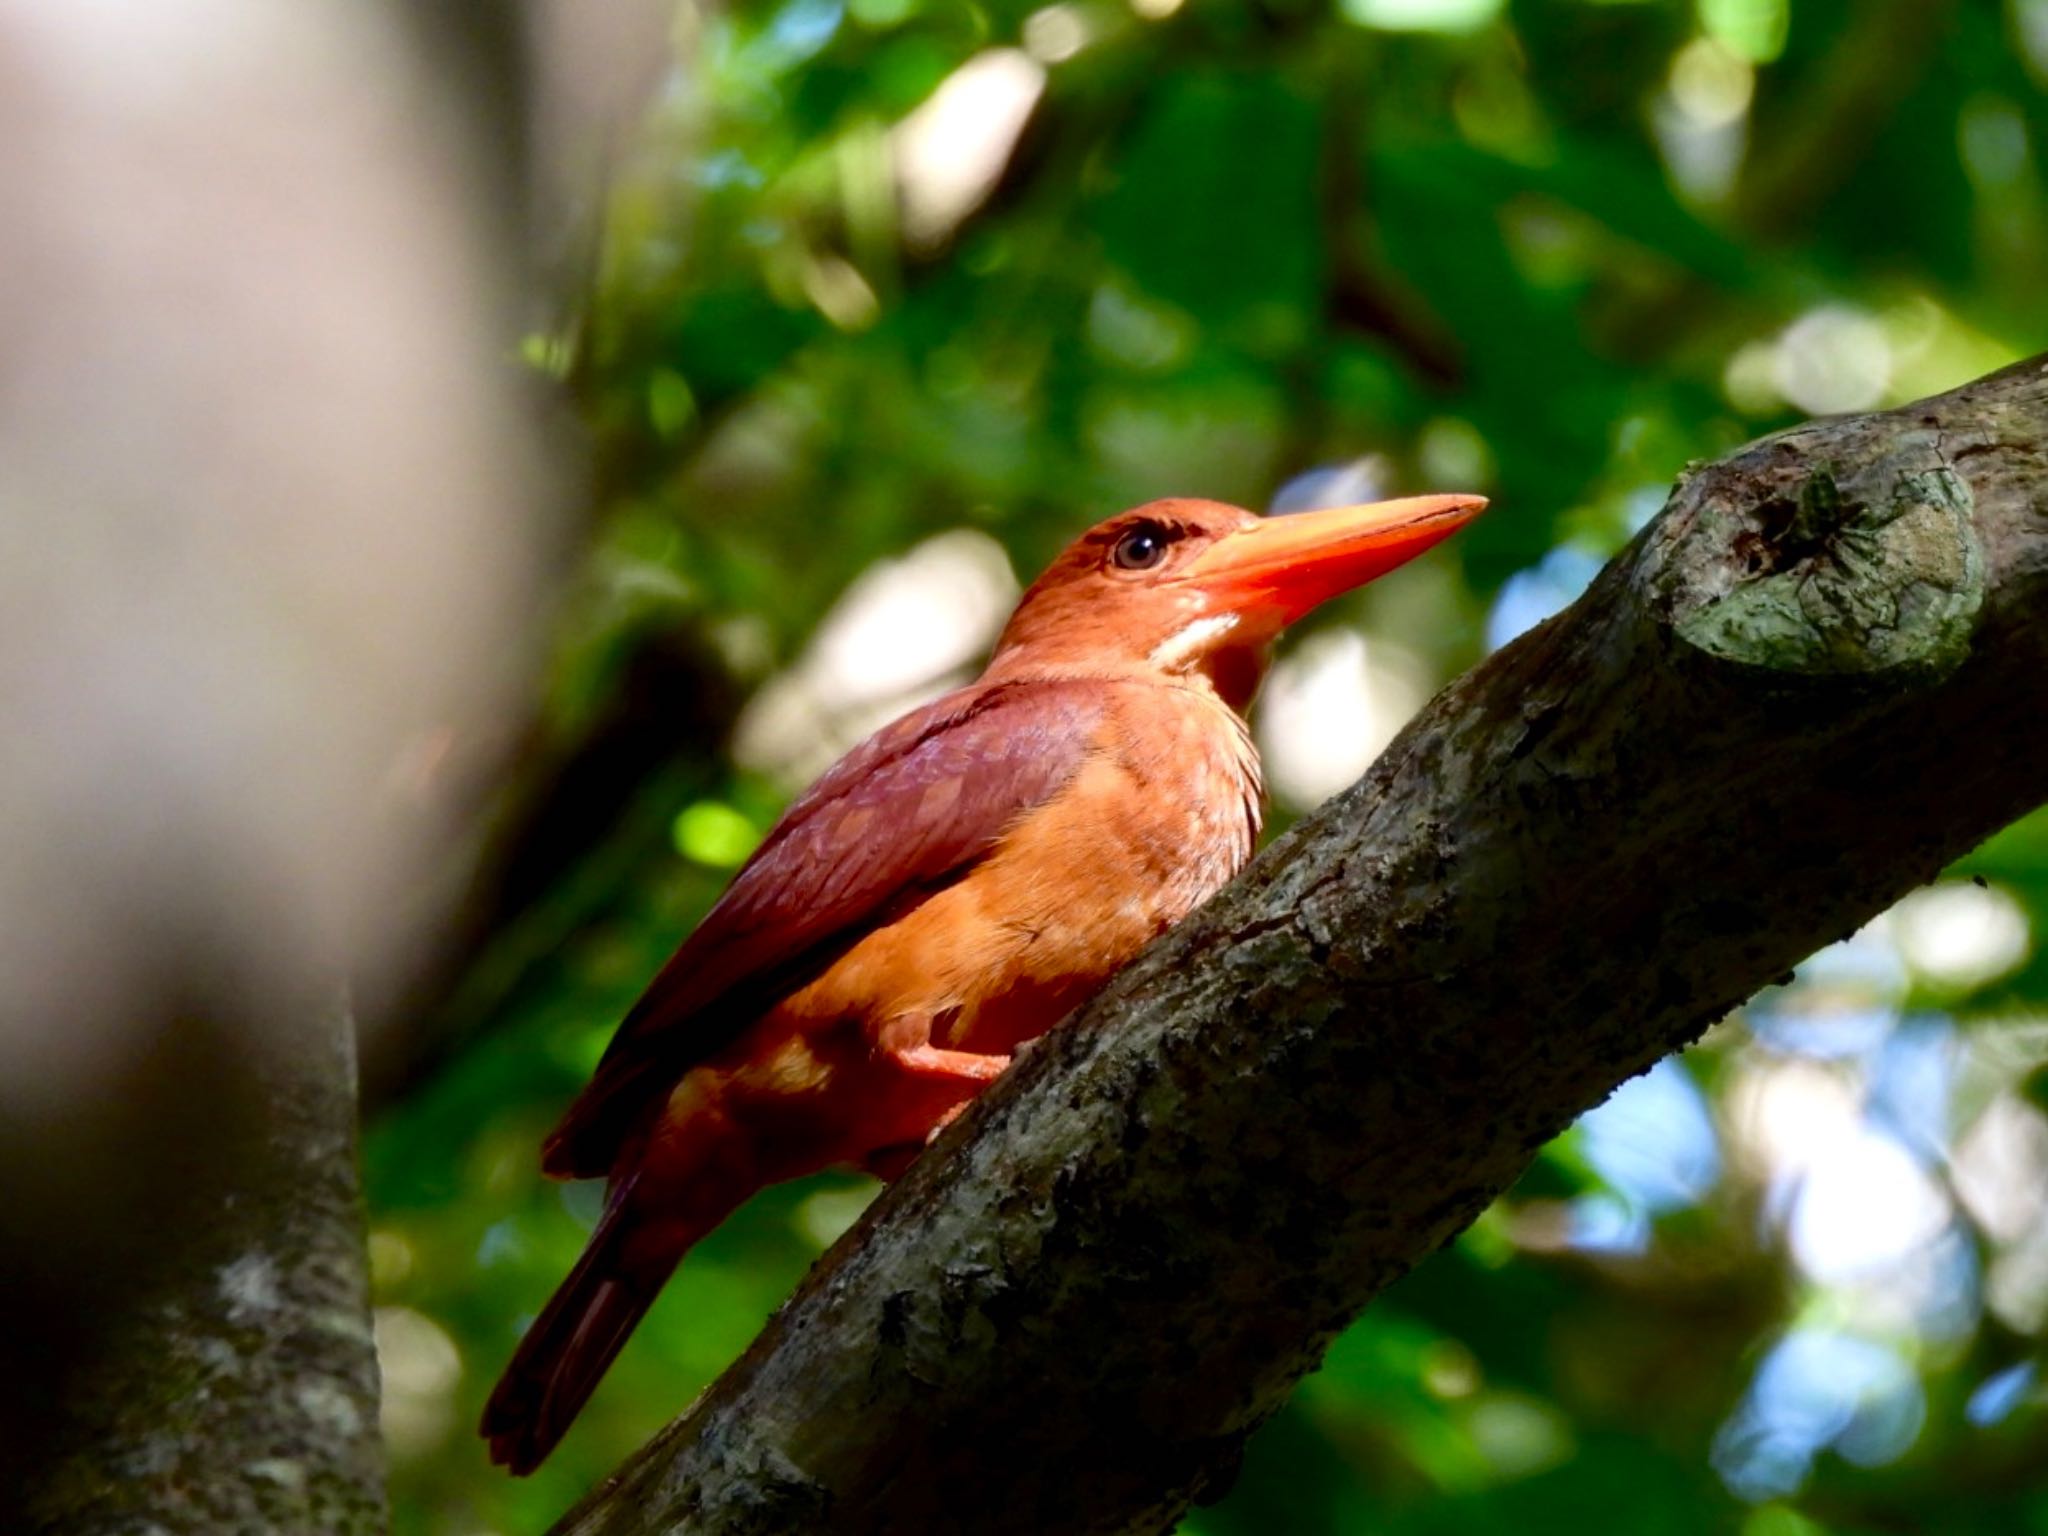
[888,1043,1012,1084]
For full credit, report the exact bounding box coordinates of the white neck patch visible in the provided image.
[1149,612,1239,670]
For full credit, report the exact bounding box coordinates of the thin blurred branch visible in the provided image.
[1735,0,1958,240]
[365,624,742,1110]
[358,0,697,1105]
[1598,0,1957,363]
[1322,78,1463,391]
[550,356,2048,1535]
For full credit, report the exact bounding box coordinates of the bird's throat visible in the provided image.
[1205,641,1270,714]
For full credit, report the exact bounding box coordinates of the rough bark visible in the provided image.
[24,1003,385,1535]
[547,356,2048,1536]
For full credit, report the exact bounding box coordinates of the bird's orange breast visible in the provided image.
[688,680,1260,1167]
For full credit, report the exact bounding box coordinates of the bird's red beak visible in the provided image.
[1179,493,1488,625]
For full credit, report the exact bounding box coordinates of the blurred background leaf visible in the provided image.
[366,1,2048,1531]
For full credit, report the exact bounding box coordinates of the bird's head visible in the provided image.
[987,493,1486,706]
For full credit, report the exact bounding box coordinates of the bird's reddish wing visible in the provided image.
[542,678,1109,1177]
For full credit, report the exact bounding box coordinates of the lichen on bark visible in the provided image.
[1670,439,1984,678]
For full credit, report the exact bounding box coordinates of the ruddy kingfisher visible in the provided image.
[483,491,1485,1472]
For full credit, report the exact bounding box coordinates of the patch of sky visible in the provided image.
[1866,1015,1957,1164]
[1580,1058,1722,1213]
[1485,544,1604,651]
[695,149,766,190]
[749,0,844,74]
[1267,457,1394,516]
[1565,1191,1653,1256]
[1784,1123,1951,1285]
[476,1220,522,1268]
[1622,484,1667,532]
[1713,1331,1925,1501]
[1966,1360,2037,1428]
[1745,926,1907,1061]
[1902,1226,1985,1345]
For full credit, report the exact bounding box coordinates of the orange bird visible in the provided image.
[482,492,1484,1472]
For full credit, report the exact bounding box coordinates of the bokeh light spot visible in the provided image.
[1889,881,2031,992]
[1340,0,1505,34]
[672,800,762,868]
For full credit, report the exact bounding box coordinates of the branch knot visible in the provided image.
[1669,448,1983,679]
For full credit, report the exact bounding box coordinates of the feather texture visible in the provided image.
[543,677,1112,1177]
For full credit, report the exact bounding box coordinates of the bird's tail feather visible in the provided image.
[479,1176,684,1476]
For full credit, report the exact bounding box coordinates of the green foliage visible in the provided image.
[369,0,2048,1531]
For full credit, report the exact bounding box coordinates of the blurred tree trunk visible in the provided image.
[550,355,2048,1536]
[0,0,555,1530]
[24,1004,385,1536]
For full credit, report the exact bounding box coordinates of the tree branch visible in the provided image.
[552,357,2048,1536]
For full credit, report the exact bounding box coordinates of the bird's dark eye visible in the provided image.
[1111,523,1174,571]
